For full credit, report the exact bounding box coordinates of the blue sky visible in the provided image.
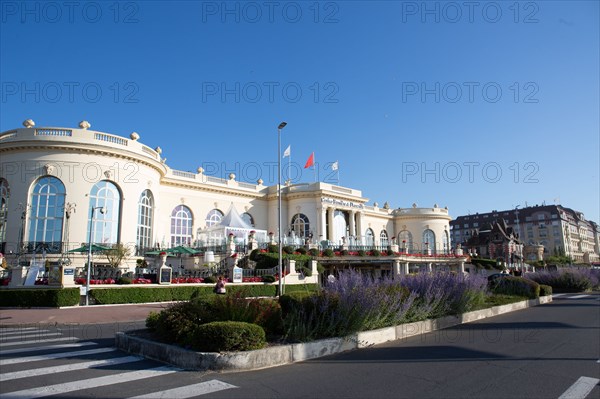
[1,1,599,223]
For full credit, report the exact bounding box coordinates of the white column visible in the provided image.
[327,207,334,242]
[318,206,327,243]
[402,262,409,275]
[349,210,356,238]
[393,260,401,276]
[356,212,364,244]
[426,262,433,273]
[458,261,465,274]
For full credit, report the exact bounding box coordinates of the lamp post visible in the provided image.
[277,121,287,296]
[86,206,105,306]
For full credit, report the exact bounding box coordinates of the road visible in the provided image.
[1,293,598,398]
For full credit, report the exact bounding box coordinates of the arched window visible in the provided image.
[136,190,154,251]
[443,230,450,254]
[422,229,436,254]
[291,213,310,238]
[365,228,375,246]
[0,178,9,250]
[172,205,193,246]
[88,181,121,245]
[205,209,223,227]
[398,230,413,253]
[380,230,389,247]
[241,212,255,227]
[28,176,66,251]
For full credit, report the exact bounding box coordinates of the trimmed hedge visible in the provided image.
[189,321,266,352]
[539,284,552,296]
[490,276,540,299]
[90,283,320,304]
[0,288,80,307]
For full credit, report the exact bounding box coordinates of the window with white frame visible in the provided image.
[136,190,154,250]
[87,181,121,245]
[28,176,66,246]
[171,205,193,246]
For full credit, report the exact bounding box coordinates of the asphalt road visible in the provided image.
[0,293,598,398]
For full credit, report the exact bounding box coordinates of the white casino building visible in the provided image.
[0,120,455,272]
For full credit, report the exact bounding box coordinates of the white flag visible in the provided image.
[332,161,338,171]
[283,145,291,158]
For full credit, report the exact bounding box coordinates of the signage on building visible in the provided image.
[321,197,364,209]
[232,266,242,283]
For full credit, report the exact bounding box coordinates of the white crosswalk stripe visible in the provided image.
[1,366,179,398]
[0,355,143,381]
[0,347,118,366]
[0,327,238,398]
[128,379,238,398]
[0,331,63,339]
[567,294,593,299]
[0,337,76,347]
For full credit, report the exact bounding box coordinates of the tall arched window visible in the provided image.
[443,230,450,254]
[423,229,436,254]
[88,181,121,245]
[398,230,413,253]
[365,228,375,246]
[28,176,66,252]
[0,178,9,250]
[291,213,310,238]
[241,212,255,227]
[380,230,389,247]
[172,205,193,246]
[136,190,154,251]
[205,209,223,227]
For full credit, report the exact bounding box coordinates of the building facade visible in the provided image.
[0,121,455,270]
[451,205,600,264]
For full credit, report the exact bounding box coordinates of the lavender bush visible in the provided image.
[283,270,488,342]
[526,267,600,293]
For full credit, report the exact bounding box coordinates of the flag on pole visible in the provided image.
[304,152,315,169]
[331,161,338,171]
[283,145,291,158]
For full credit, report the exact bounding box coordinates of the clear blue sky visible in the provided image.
[1,1,598,223]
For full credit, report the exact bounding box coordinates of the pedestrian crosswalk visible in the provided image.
[0,326,238,398]
[552,293,596,299]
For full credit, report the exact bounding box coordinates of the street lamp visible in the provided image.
[86,206,106,306]
[277,121,287,296]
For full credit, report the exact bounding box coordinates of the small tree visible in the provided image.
[105,243,131,268]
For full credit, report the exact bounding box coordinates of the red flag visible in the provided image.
[304,152,314,169]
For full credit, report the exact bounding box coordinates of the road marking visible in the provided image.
[0,347,116,366]
[0,330,53,337]
[0,341,96,355]
[0,355,143,381]
[0,332,63,340]
[553,293,568,297]
[0,337,75,347]
[568,295,592,299]
[128,379,238,398]
[558,376,600,399]
[0,366,179,398]
[0,327,43,333]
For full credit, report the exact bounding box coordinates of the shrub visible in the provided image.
[296,247,307,255]
[371,249,381,257]
[116,277,132,284]
[203,276,217,284]
[323,248,334,257]
[211,290,283,336]
[539,284,552,296]
[267,244,278,253]
[279,291,315,318]
[308,248,319,257]
[340,249,349,256]
[357,250,366,257]
[249,249,261,261]
[145,300,214,344]
[0,288,80,307]
[283,246,295,255]
[189,321,266,352]
[490,276,540,299]
[262,275,276,283]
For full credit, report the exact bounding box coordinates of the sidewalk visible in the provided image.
[0,303,171,326]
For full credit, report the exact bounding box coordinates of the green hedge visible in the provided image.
[490,276,540,299]
[0,288,80,307]
[189,321,266,352]
[539,284,553,296]
[90,283,320,304]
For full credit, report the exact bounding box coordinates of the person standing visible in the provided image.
[215,276,226,294]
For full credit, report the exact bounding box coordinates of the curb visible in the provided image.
[115,295,553,372]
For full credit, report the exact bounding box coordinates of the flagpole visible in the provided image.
[337,161,340,185]
[314,154,317,182]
